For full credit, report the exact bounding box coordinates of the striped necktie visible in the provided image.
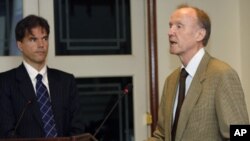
[36,74,58,137]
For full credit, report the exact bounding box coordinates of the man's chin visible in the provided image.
[169,49,178,55]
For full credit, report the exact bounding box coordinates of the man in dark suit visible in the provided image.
[148,4,249,141]
[0,15,84,138]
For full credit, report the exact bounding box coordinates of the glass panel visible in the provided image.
[0,0,22,56]
[54,0,131,55]
[76,77,133,141]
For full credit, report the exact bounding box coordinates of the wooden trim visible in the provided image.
[147,0,159,134]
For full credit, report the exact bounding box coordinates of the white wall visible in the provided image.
[240,0,250,118]
[157,0,250,117]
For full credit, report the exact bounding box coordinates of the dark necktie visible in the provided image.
[36,74,58,137]
[171,68,188,141]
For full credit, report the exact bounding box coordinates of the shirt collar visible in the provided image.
[181,48,205,77]
[23,61,47,81]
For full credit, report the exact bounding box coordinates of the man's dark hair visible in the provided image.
[15,15,50,41]
[177,4,211,46]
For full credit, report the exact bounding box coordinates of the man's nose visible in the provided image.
[168,27,175,36]
[37,40,44,47]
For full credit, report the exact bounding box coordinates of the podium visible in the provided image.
[0,133,97,141]
[70,133,97,141]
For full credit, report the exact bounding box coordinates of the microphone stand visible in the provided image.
[11,100,32,137]
[93,84,132,137]
[93,94,125,137]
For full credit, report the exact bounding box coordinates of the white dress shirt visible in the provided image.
[23,61,51,97]
[172,48,205,121]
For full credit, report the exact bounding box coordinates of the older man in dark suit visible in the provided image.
[0,15,84,138]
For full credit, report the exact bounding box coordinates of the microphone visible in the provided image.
[11,99,32,137]
[93,84,133,137]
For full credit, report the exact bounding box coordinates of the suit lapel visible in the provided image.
[47,68,63,135]
[175,52,211,140]
[165,69,180,141]
[15,64,44,129]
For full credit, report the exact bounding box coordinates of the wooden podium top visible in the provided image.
[0,133,97,141]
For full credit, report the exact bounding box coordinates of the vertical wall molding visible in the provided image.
[147,0,159,134]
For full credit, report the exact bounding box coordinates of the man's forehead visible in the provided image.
[170,8,198,23]
[25,27,48,36]
[173,7,197,17]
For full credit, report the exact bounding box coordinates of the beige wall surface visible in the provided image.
[240,0,250,119]
[157,0,250,118]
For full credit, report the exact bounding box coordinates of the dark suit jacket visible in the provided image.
[148,52,249,141]
[0,64,85,138]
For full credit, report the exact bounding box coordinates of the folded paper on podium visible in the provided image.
[0,133,97,141]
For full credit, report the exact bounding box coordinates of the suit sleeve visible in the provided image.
[148,95,166,141]
[68,75,85,136]
[147,80,168,141]
[215,68,249,139]
[0,74,16,137]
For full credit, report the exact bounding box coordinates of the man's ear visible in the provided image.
[17,41,23,52]
[196,28,206,42]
